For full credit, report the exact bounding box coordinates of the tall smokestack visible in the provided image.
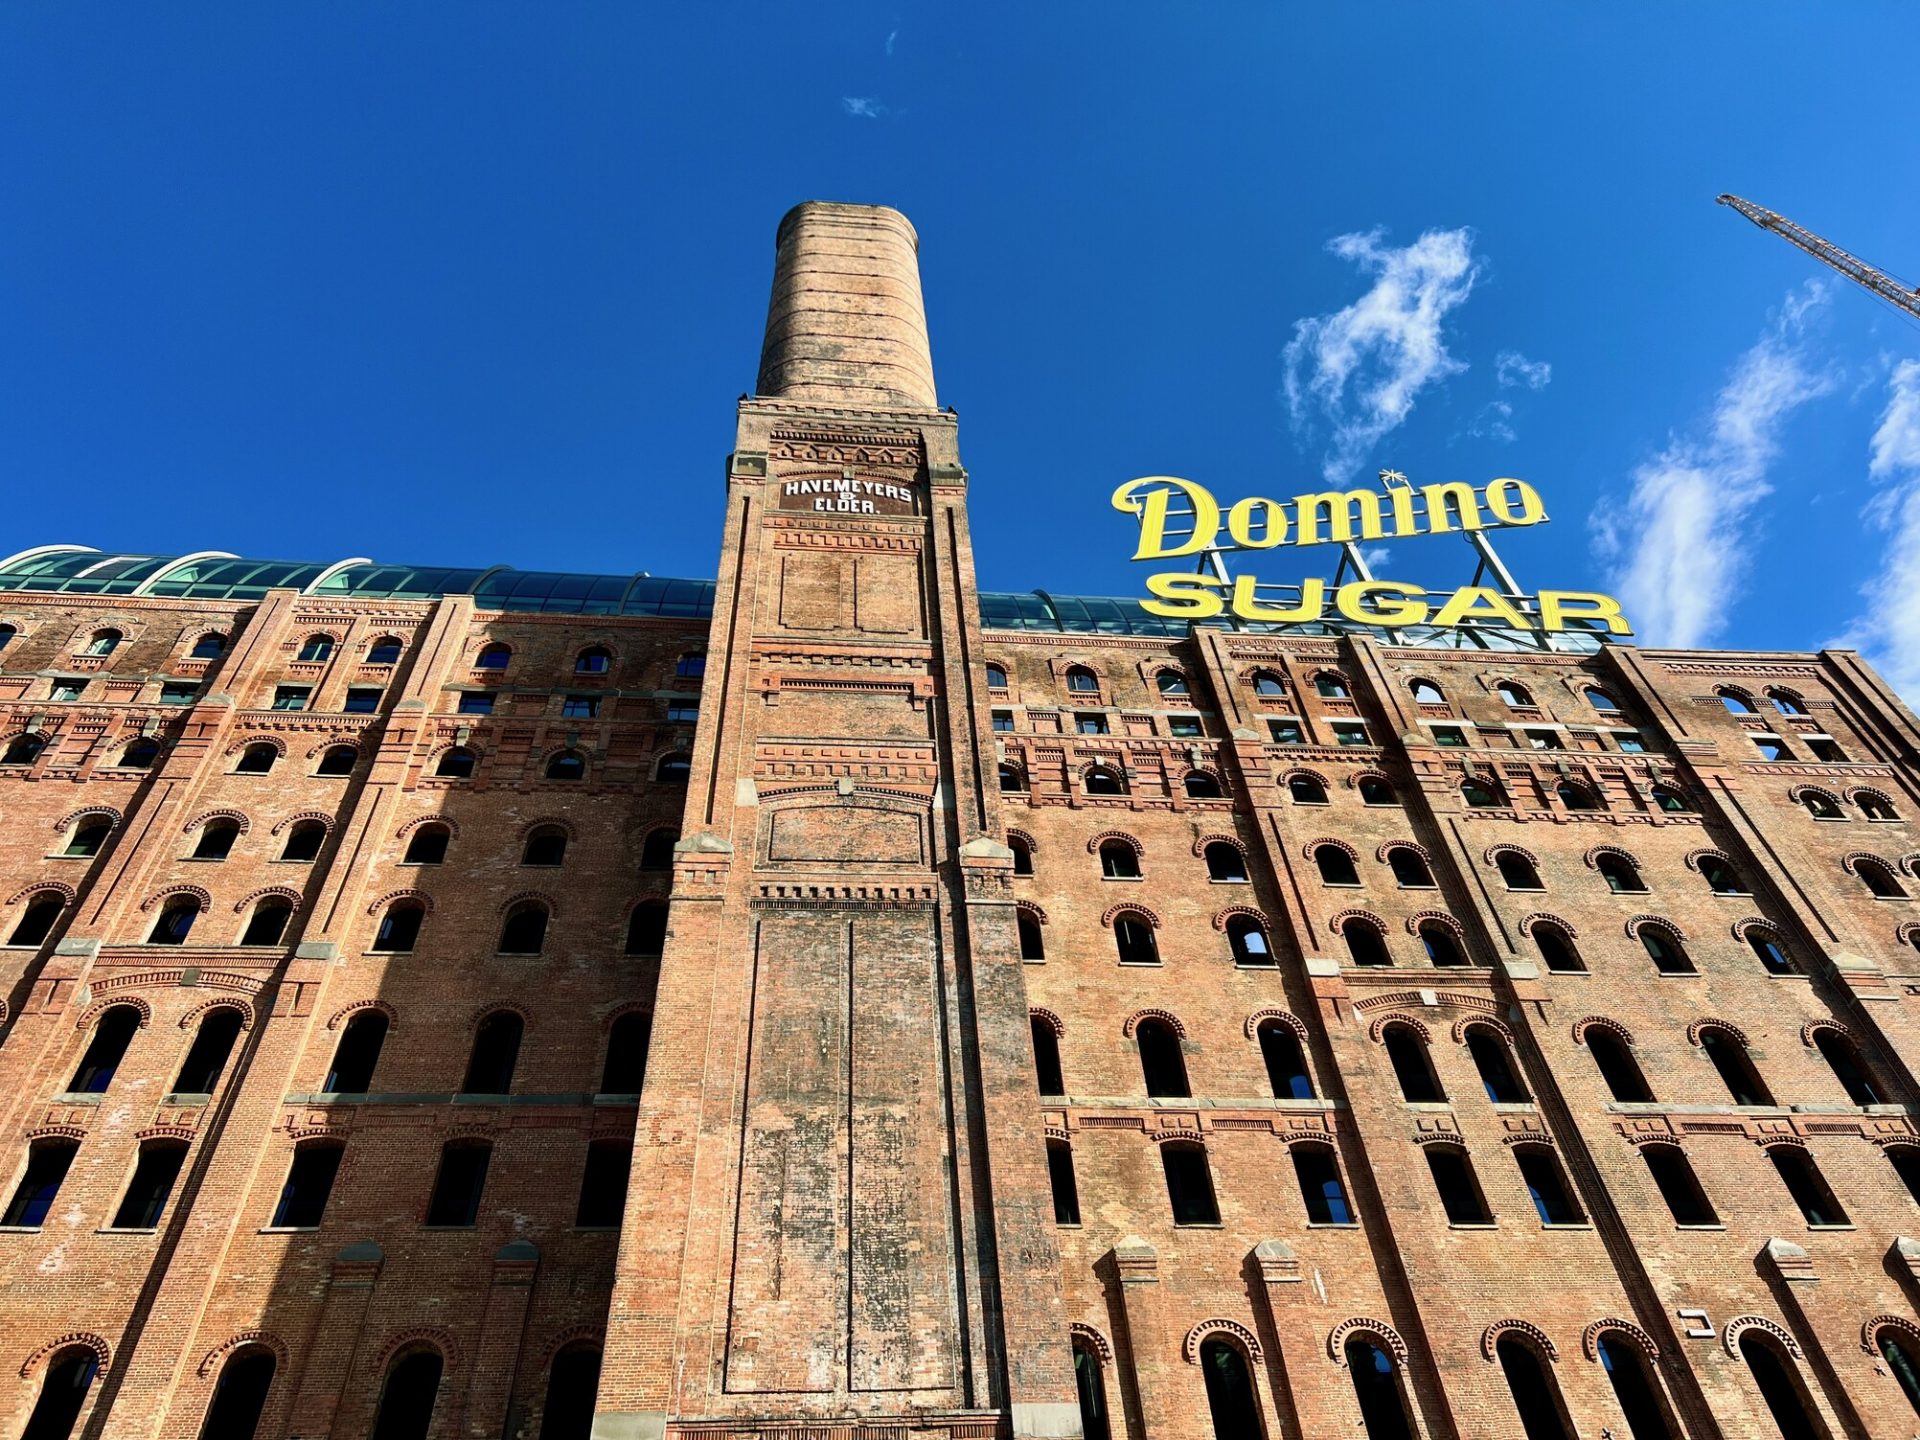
[756,201,938,410]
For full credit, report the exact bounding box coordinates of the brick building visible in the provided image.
[0,201,1917,1440]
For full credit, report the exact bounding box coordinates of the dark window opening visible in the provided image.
[497,902,549,954]
[366,637,403,665]
[1587,1031,1655,1103]
[196,1347,275,1440]
[1359,775,1397,804]
[1598,1335,1675,1440]
[1857,858,1907,898]
[1462,778,1503,808]
[1009,837,1034,875]
[1137,1020,1190,1098]
[1383,1026,1446,1103]
[1072,1343,1111,1440]
[20,1349,98,1440]
[1496,852,1543,890]
[3,733,46,765]
[575,646,612,675]
[111,1142,187,1229]
[1426,1146,1492,1225]
[655,753,691,783]
[1315,845,1359,885]
[343,688,382,714]
[625,903,668,956]
[240,900,292,947]
[190,632,228,660]
[9,897,64,948]
[1640,930,1694,975]
[1767,1146,1848,1226]
[463,1012,523,1094]
[539,1345,601,1440]
[601,1011,651,1094]
[1204,842,1247,882]
[1227,917,1272,965]
[1344,918,1391,968]
[1289,775,1328,803]
[1515,1147,1584,1225]
[70,1007,140,1093]
[1098,840,1139,879]
[173,1009,243,1092]
[315,745,357,776]
[522,826,568,866]
[1031,1019,1065,1096]
[297,634,334,663]
[148,897,199,945]
[281,820,328,863]
[1161,1144,1219,1225]
[1643,1146,1717,1226]
[1878,1332,1920,1419]
[1652,786,1691,813]
[1114,916,1158,965]
[1467,1029,1530,1103]
[372,902,424,953]
[1260,1022,1314,1099]
[575,1139,630,1227]
[1047,1140,1080,1225]
[1497,1336,1576,1440]
[1813,1029,1882,1105]
[1346,1339,1416,1440]
[1017,912,1045,961]
[1293,1143,1353,1223]
[271,1143,343,1228]
[1419,922,1468,968]
[1860,793,1900,821]
[425,1141,491,1227]
[1084,766,1126,796]
[1387,848,1433,886]
[1596,854,1645,893]
[984,663,1008,689]
[1066,666,1099,693]
[1701,1030,1773,1106]
[999,764,1026,793]
[401,825,448,865]
[235,743,276,774]
[1739,1332,1823,1439]
[117,737,160,769]
[1534,925,1585,974]
[474,643,510,669]
[369,1348,443,1440]
[640,829,678,870]
[546,750,586,781]
[325,1012,388,1093]
[1200,1339,1261,1439]
[1699,857,1746,894]
[4,1140,78,1227]
[1748,932,1795,975]
[1184,771,1223,799]
[1558,782,1600,811]
[435,747,477,778]
[192,821,239,860]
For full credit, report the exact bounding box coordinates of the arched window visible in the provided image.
[400,823,447,865]
[426,1139,491,1226]
[1514,1145,1584,1224]
[1485,682,1529,710]
[372,899,425,952]
[640,829,678,871]
[1156,669,1189,696]
[601,1010,651,1094]
[1343,917,1391,968]
[70,1005,141,1093]
[193,819,240,860]
[1812,1028,1882,1105]
[1596,1333,1673,1440]
[1586,1028,1654,1102]
[1084,766,1126,796]
[52,814,105,858]
[1030,1017,1065,1095]
[538,1342,602,1440]
[1801,790,1843,819]
[1745,928,1793,975]
[1585,686,1620,712]
[369,1347,444,1440]
[1065,665,1099,694]
[1259,1021,1313,1099]
[1595,853,1646,893]
[1855,857,1908,898]
[1314,844,1360,885]
[1199,1336,1262,1437]
[1860,791,1900,821]
[1556,781,1601,812]
[197,1345,275,1440]
[1359,774,1397,806]
[1496,852,1542,890]
[1638,923,1695,974]
[1382,1024,1446,1102]
[1738,1329,1824,1435]
[1769,690,1808,716]
[463,1012,523,1094]
[1410,679,1445,704]
[1042,1139,1079,1225]
[315,745,357,777]
[1292,1142,1353,1223]
[1136,1020,1190,1098]
[1251,670,1287,698]
[984,662,1008,689]
[497,900,549,954]
[19,1345,99,1439]
[1315,672,1350,698]
[9,893,66,947]
[1419,921,1468,968]
[625,902,668,956]
[1698,856,1746,895]
[575,646,613,675]
[1466,1027,1530,1102]
[435,746,477,778]
[474,642,511,669]
[365,637,403,666]
[998,763,1027,793]
[522,826,568,866]
[112,1139,188,1229]
[1098,840,1140,879]
[297,634,335,663]
[1345,1338,1415,1440]
[189,632,228,660]
[0,623,13,650]
[1532,922,1585,974]
[1386,847,1433,887]
[1767,1146,1847,1225]
[1718,689,1757,714]
[1642,1145,1717,1226]
[1184,771,1223,799]
[1227,916,1272,965]
[325,1011,388,1093]
[3,732,46,765]
[1204,842,1247,882]
[655,753,691,783]
[239,897,292,947]
[1008,835,1034,876]
[235,742,277,774]
[1159,1142,1218,1224]
[271,1140,343,1227]
[1651,785,1691,814]
[1017,911,1045,961]
[1461,777,1503,808]
[546,750,586,782]
[84,628,123,656]
[1071,1335,1112,1440]
[1877,1327,1920,1419]
[148,895,200,945]
[116,737,160,769]
[1288,774,1328,804]
[1700,1028,1773,1106]
[1496,1334,1575,1440]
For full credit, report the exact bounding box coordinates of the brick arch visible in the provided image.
[425,739,482,764]
[1799,1017,1859,1048]
[1303,836,1360,862]
[232,886,302,915]
[179,997,254,1032]
[1519,911,1580,940]
[1624,913,1687,943]
[1015,899,1049,924]
[1377,839,1435,864]
[1245,1007,1309,1042]
[327,998,398,1031]
[273,810,336,837]
[1030,1007,1065,1038]
[1686,1017,1752,1047]
[1787,783,1844,810]
[1847,784,1899,810]
[1193,833,1248,859]
[196,1329,288,1378]
[365,887,435,916]
[1348,768,1395,791]
[1328,908,1389,935]
[134,1123,195,1144]
[1722,1314,1801,1360]
[539,1326,606,1371]
[1100,902,1161,929]
[519,815,579,842]
[181,807,250,836]
[1210,904,1272,933]
[1843,850,1900,878]
[467,999,531,1029]
[1714,682,1758,705]
[1307,667,1351,691]
[1405,910,1466,939]
[1086,830,1145,858]
[601,1000,652,1031]
[1180,766,1229,794]
[1756,1133,1808,1150]
[138,884,211,914]
[1241,664,1288,687]
[1278,766,1332,789]
[393,814,457,841]
[25,1124,87,1143]
[1570,1015,1637,1048]
[1863,1314,1920,1356]
[1898,922,1920,947]
[1043,1125,1071,1144]
[1454,1015,1517,1046]
[1581,1318,1659,1363]
[1582,844,1640,871]
[1367,1013,1432,1044]
[1729,914,1781,942]
[1183,1318,1263,1364]
[1005,827,1038,854]
[1682,846,1737,874]
[304,737,362,761]
[373,1327,459,1373]
[1078,759,1127,784]
[51,805,121,834]
[223,734,287,758]
[75,996,152,1031]
[7,880,77,908]
[1122,1008,1188,1040]
[1070,1322,1113,1362]
[496,889,560,919]
[1480,1319,1560,1363]
[19,1331,111,1379]
[1327,1317,1409,1368]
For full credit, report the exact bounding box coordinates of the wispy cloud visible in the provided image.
[885,28,899,56]
[1467,400,1516,443]
[1496,350,1551,390]
[1283,227,1482,483]
[1591,283,1833,648]
[842,96,887,119]
[1832,359,1920,698]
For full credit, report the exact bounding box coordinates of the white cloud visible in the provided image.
[842,96,886,119]
[1591,283,1833,649]
[1496,350,1551,390]
[1359,545,1392,572]
[1283,227,1482,483]
[885,28,899,56]
[1832,359,1920,698]
[1467,400,1516,444]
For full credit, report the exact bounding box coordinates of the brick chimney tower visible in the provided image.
[593,205,1082,1439]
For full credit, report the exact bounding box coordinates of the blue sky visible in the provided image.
[5,5,1920,684]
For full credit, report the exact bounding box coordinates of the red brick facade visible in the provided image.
[0,202,1917,1439]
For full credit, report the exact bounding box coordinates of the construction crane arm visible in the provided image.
[1718,193,1920,322]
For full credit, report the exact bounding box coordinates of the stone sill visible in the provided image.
[0,1226,43,1234]
[258,1227,318,1234]
[286,1091,637,1107]
[1308,1222,1361,1230]
[1447,1223,1499,1231]
[1541,1223,1594,1231]
[96,1227,156,1236]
